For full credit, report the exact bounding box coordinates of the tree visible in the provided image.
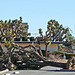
[0,17,30,70]
[39,19,70,58]
[72,38,75,43]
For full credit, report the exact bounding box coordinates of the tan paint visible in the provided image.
[0,43,58,52]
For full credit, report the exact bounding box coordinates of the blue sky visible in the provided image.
[0,0,75,37]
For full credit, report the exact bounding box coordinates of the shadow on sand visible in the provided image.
[40,69,75,72]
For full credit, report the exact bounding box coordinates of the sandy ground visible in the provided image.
[1,66,75,75]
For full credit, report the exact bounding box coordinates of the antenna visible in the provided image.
[32,33,39,38]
